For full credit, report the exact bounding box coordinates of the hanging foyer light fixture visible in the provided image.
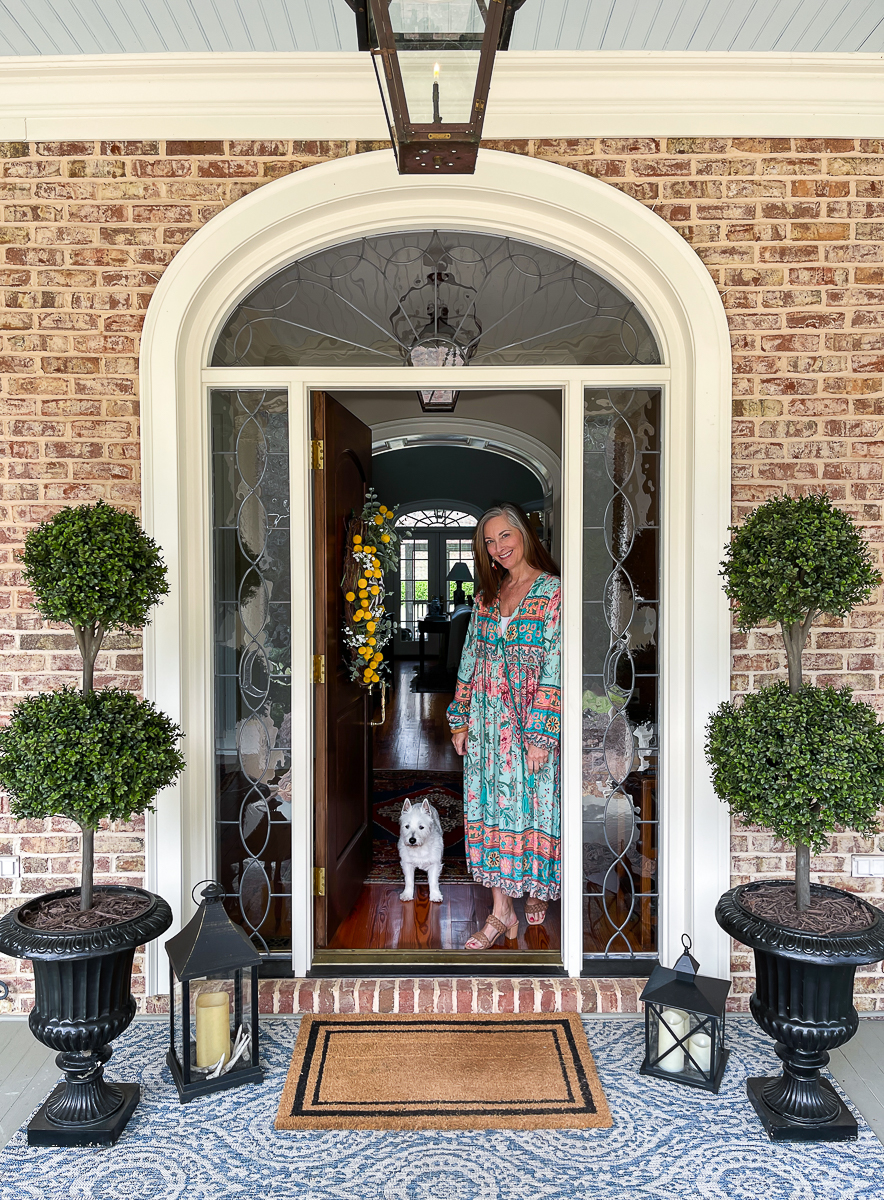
[360,0,522,175]
[389,232,482,410]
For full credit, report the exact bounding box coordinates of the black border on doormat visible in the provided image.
[275,1013,612,1130]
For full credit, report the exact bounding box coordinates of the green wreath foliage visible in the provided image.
[706,682,884,854]
[19,499,168,631]
[720,492,880,631]
[0,687,185,830]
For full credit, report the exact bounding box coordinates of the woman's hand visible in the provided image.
[525,742,549,774]
[451,728,468,756]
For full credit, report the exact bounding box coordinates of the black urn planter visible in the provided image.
[716,880,884,1141]
[0,885,172,1147]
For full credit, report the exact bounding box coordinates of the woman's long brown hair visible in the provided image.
[472,503,559,605]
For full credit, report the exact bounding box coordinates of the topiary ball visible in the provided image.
[706,681,884,853]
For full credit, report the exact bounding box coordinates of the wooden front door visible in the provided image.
[312,392,373,946]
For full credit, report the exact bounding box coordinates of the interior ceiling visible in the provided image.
[2,0,882,57]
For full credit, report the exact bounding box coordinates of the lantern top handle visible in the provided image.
[673,933,700,981]
[191,879,224,906]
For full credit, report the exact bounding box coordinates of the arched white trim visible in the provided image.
[140,148,732,989]
[371,418,558,503]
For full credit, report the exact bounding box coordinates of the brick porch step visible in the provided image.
[256,977,646,1014]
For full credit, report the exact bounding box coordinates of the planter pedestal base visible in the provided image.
[28,1081,140,1148]
[747,1077,856,1142]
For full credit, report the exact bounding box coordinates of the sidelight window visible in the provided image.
[582,388,661,970]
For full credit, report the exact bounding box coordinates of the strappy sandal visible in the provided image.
[525,898,548,926]
[464,912,519,950]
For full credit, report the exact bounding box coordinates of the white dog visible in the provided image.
[398,797,444,904]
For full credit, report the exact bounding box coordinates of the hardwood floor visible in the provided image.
[345,660,561,955]
[373,660,463,772]
[328,883,560,952]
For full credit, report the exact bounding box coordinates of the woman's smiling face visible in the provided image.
[483,514,525,572]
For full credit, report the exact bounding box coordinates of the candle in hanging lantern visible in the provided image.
[432,62,441,124]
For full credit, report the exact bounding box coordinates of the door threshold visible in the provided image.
[310,949,566,977]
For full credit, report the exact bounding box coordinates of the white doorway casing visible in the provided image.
[139,149,732,991]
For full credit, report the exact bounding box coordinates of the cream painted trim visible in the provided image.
[1,51,883,140]
[140,148,732,992]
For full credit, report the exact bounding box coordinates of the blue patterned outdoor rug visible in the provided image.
[2,1016,881,1199]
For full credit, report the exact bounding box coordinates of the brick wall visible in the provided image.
[1,136,883,1013]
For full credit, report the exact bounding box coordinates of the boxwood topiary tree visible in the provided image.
[19,499,169,694]
[0,501,184,911]
[707,493,884,912]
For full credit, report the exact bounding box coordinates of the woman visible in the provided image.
[447,503,561,950]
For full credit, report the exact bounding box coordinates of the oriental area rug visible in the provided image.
[366,772,472,884]
[2,1017,883,1200]
[274,1013,612,1130]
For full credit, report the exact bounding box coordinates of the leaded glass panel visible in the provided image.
[211,389,292,958]
[582,388,661,965]
[211,230,660,370]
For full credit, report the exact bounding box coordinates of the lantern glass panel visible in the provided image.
[388,0,484,45]
[172,974,186,1068]
[400,51,479,125]
[189,977,236,1070]
[385,2,483,126]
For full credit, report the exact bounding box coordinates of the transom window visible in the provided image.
[211,229,660,370]
[397,507,476,527]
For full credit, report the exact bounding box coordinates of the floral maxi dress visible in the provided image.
[446,573,561,901]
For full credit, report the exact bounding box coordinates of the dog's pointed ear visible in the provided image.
[402,798,412,812]
[421,798,431,813]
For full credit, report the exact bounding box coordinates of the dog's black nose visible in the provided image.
[408,837,417,845]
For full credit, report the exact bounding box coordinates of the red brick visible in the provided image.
[165,141,225,156]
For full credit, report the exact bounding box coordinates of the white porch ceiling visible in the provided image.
[0,1,356,54]
[1,0,882,57]
[511,1,884,52]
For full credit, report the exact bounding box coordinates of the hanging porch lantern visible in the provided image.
[639,935,731,1094]
[365,0,518,174]
[165,881,263,1103]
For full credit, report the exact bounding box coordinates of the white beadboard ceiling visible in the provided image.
[511,1,884,52]
[0,1,356,55]
[0,0,882,56]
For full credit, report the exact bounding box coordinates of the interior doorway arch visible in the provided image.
[140,148,732,988]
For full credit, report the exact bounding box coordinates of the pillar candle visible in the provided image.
[656,1008,687,1072]
[195,991,231,1068]
[687,1031,712,1075]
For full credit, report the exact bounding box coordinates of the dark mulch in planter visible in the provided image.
[19,889,151,932]
[743,883,876,934]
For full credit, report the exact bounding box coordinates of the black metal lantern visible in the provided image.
[363,0,522,174]
[165,881,263,1103]
[639,934,731,1094]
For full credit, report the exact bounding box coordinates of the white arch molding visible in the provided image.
[140,149,733,991]
[371,418,559,503]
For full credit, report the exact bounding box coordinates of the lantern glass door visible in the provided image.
[386,1,483,125]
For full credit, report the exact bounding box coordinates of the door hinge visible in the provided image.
[313,654,325,684]
[310,439,324,470]
[313,867,326,897]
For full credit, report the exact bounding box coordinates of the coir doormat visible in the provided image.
[275,1013,613,1131]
